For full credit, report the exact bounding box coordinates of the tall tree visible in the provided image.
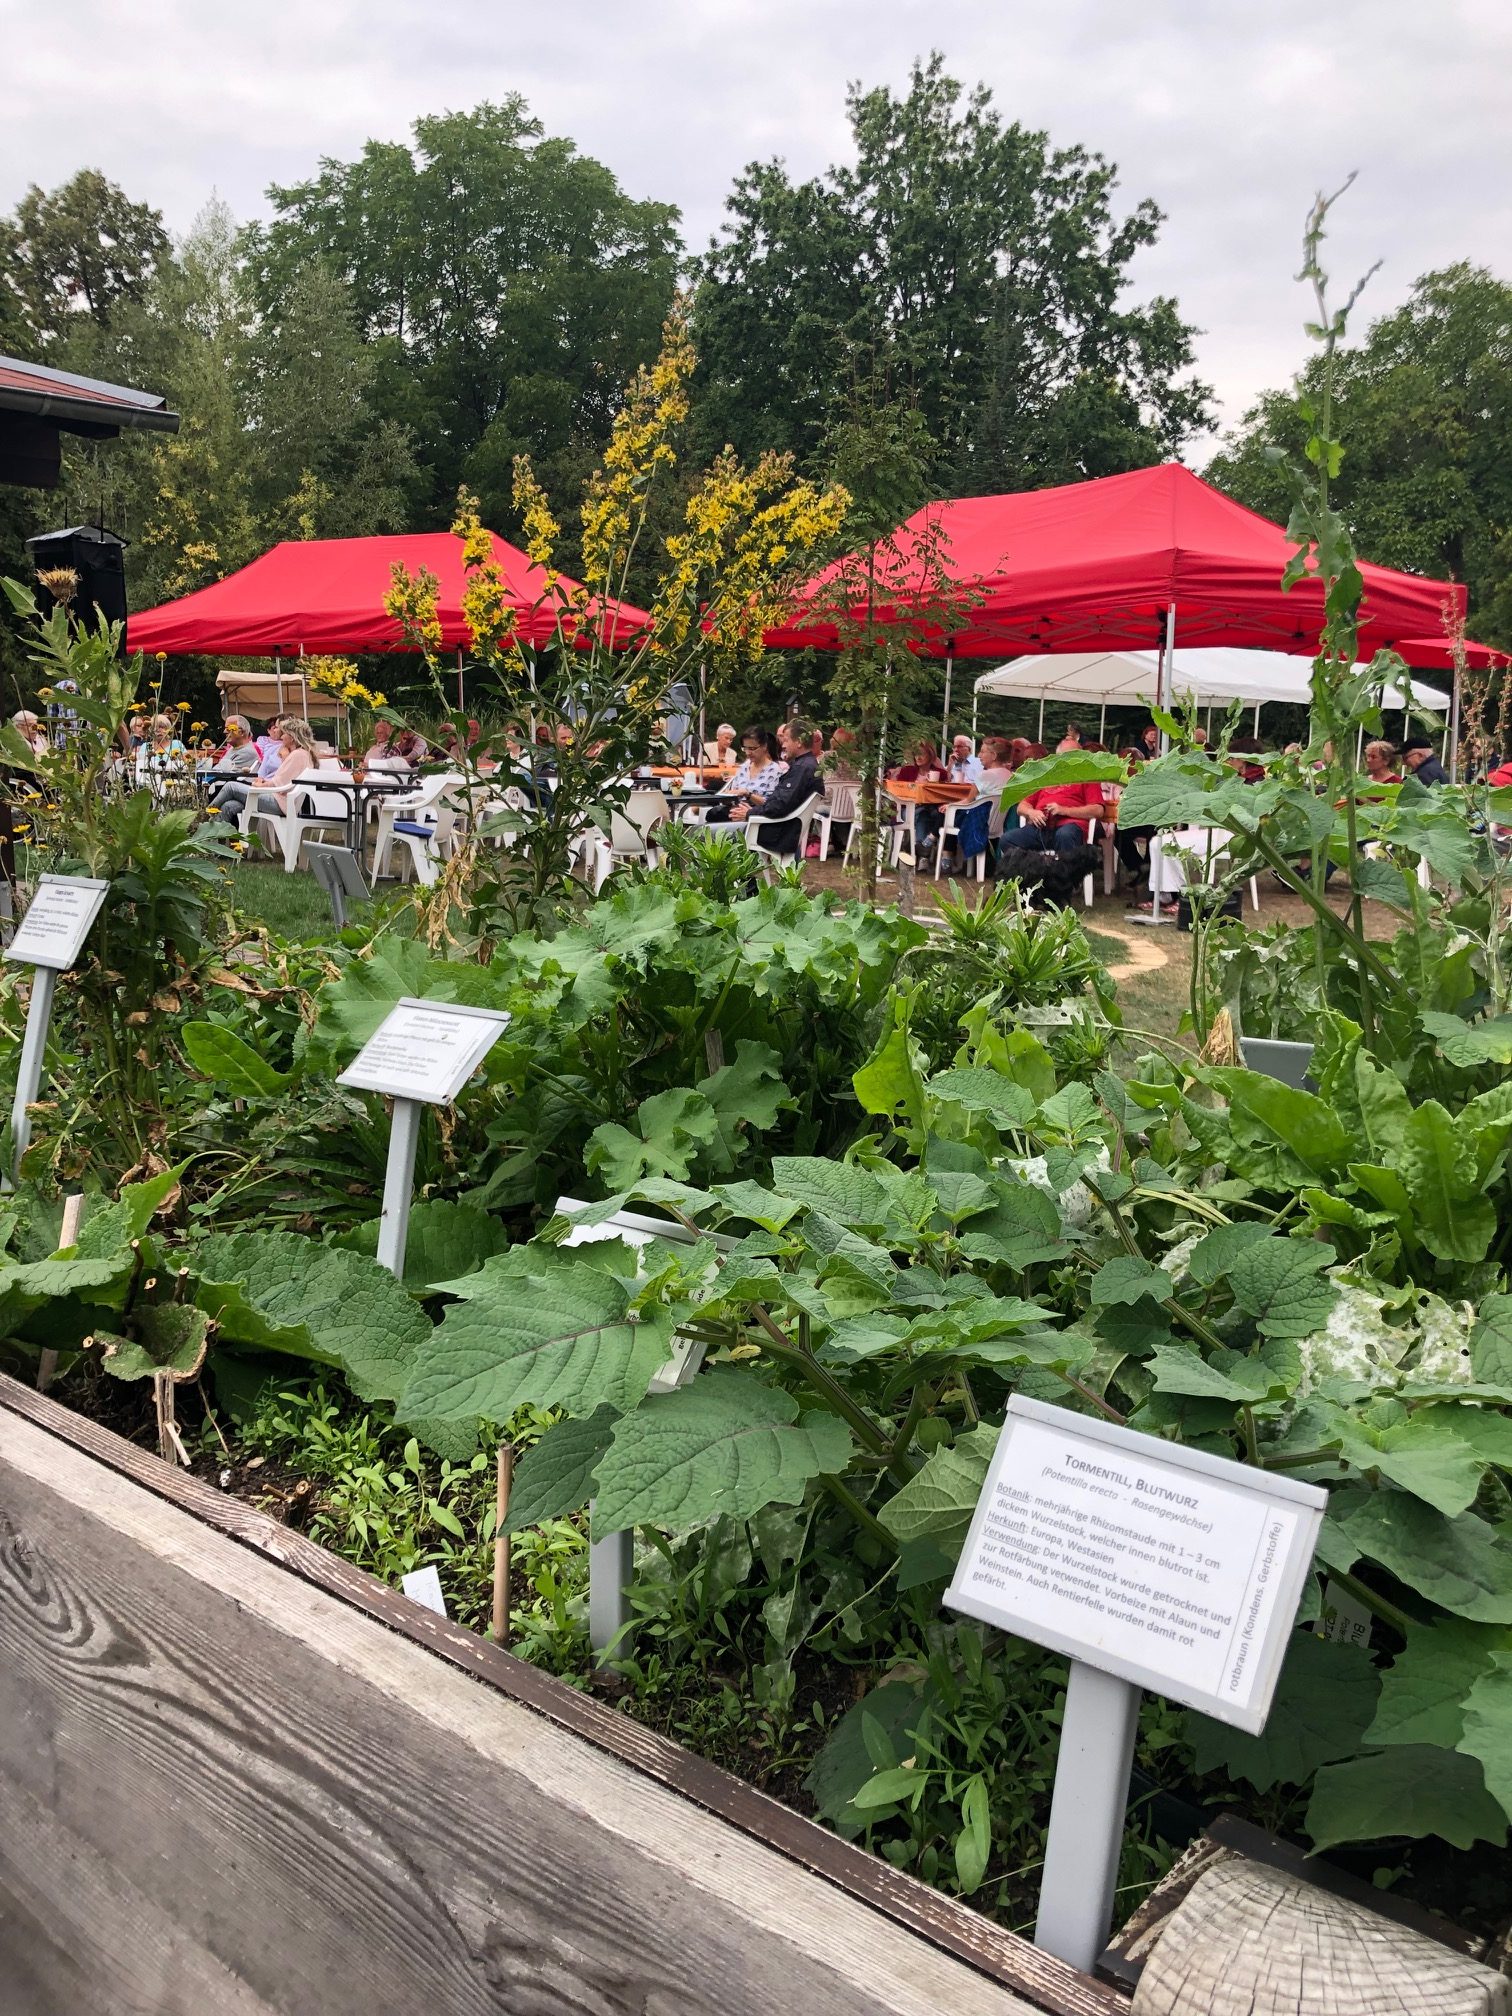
[240,100,681,547]
[1,168,169,348]
[692,55,1211,491]
[1207,263,1512,650]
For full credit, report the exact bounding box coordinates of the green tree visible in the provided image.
[0,168,169,348]
[242,259,419,539]
[692,55,1211,489]
[241,99,681,548]
[1207,264,1512,651]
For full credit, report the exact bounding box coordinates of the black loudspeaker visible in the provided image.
[24,524,128,631]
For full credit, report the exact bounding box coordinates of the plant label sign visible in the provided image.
[5,874,109,970]
[947,1395,1326,1734]
[338,997,510,1106]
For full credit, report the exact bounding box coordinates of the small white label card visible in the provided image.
[338,997,510,1105]
[400,1565,448,1617]
[5,874,109,971]
[946,1395,1326,1733]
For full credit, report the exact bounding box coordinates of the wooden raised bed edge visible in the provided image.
[0,1371,1122,2016]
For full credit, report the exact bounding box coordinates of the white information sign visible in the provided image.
[947,1395,1326,1733]
[338,997,510,1105]
[400,1566,448,1617]
[5,874,109,971]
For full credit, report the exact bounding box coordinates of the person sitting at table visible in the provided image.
[948,734,984,786]
[723,719,820,854]
[10,710,48,757]
[367,726,426,775]
[1403,737,1449,786]
[364,719,396,764]
[209,718,318,828]
[998,763,1103,863]
[138,713,187,780]
[705,728,786,819]
[1363,740,1403,796]
[203,717,260,806]
[824,726,861,783]
[701,722,738,765]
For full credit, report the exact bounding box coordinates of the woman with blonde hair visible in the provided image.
[210,717,316,827]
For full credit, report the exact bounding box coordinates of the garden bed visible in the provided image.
[0,1369,1119,2016]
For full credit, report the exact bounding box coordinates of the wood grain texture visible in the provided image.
[0,1372,1121,2016]
[0,1388,1109,2016]
[1131,1860,1510,2016]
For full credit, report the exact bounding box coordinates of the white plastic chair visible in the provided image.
[371,772,457,879]
[250,764,356,874]
[1167,826,1260,911]
[387,801,462,886]
[740,792,823,869]
[932,796,991,882]
[607,788,672,869]
[817,781,858,862]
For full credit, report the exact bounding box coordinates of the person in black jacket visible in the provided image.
[1403,738,1450,787]
[729,717,821,855]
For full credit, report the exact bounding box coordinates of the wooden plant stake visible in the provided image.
[491,1443,514,1645]
[36,1190,85,1394]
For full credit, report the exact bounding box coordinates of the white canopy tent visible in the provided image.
[970,648,1448,738]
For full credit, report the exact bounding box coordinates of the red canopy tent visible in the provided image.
[764,463,1467,664]
[125,531,648,658]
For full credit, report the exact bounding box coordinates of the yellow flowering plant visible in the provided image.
[382,297,849,942]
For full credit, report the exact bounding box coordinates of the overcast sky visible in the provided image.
[5,0,1509,445]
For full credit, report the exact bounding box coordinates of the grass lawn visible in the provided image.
[229,863,351,941]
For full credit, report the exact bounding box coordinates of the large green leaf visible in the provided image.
[193,1229,432,1405]
[310,937,508,1063]
[996,750,1125,810]
[1365,1618,1508,1749]
[340,1199,510,1293]
[1395,1100,1496,1263]
[1327,1413,1486,1518]
[180,1022,290,1098]
[397,1261,668,1426]
[1471,1297,1512,1389]
[878,1423,1000,1556]
[1458,1653,1512,1826]
[853,996,925,1130]
[1204,1069,1349,1179]
[1148,1343,1291,1405]
[1338,1490,1512,1623]
[927,1066,1037,1130]
[697,1041,791,1171]
[100,1304,213,1383]
[1226,1236,1337,1339]
[957,1178,1068,1270]
[586,1087,719,1188]
[1116,753,1238,831]
[770,1156,889,1229]
[1090,1256,1172,1308]
[1188,1633,1379,1793]
[1306,1745,1506,1851]
[502,1407,618,1531]
[73,1164,185,1258]
[591,1370,851,1530]
[1419,1011,1512,1068]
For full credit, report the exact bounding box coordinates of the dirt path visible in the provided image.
[1094,923,1172,984]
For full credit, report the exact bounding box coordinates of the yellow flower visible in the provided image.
[155,652,167,662]
[176,700,191,711]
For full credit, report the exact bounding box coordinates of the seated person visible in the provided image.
[1362,740,1403,798]
[948,734,984,786]
[705,727,786,816]
[1403,737,1449,786]
[723,718,820,854]
[824,726,861,783]
[701,722,738,765]
[207,716,260,789]
[210,718,317,825]
[999,767,1103,859]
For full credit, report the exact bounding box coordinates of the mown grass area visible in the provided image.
[228,863,365,942]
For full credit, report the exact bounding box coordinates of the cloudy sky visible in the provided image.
[5,0,1509,444]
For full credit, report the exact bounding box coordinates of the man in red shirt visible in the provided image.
[998,776,1103,858]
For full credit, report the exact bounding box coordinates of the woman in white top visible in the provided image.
[210,718,317,824]
[701,722,738,765]
[704,727,786,823]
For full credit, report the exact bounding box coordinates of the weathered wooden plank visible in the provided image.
[0,1371,1121,2016]
[0,1395,1101,2016]
[0,1770,280,2016]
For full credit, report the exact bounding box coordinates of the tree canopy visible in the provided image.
[1207,263,1512,651]
[690,55,1213,492]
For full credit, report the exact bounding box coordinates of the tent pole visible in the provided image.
[1037,696,1045,742]
[941,650,953,748]
[972,687,979,739]
[1098,702,1107,744]
[275,658,285,712]
[1139,603,1178,929]
[1254,702,1261,736]
[298,645,308,723]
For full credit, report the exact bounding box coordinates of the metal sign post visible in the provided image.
[946,1395,1326,1974]
[557,1197,730,1660]
[338,998,511,1281]
[3,874,109,1184]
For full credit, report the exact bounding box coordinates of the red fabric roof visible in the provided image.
[126,531,648,657]
[764,463,1468,660]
